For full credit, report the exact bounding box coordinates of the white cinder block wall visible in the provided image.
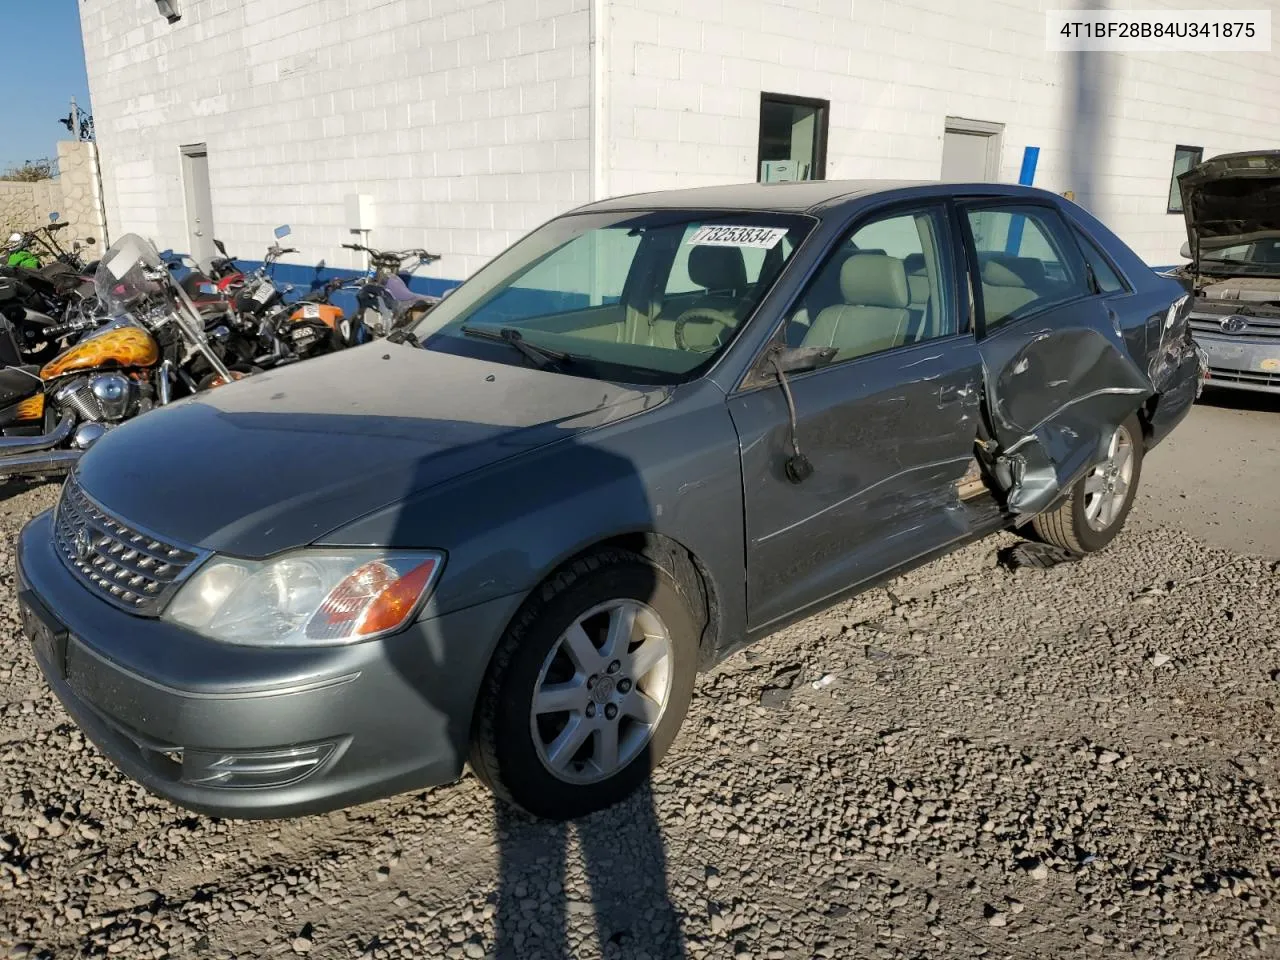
[604,0,1280,265]
[79,0,592,283]
[81,0,1280,275]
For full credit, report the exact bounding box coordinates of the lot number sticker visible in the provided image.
[688,225,789,249]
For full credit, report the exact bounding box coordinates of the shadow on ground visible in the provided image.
[1196,385,1280,414]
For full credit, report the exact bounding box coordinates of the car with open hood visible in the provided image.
[1173,150,1280,394]
[17,180,1204,821]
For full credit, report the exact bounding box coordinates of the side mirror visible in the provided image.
[770,345,837,374]
[49,212,60,223]
[86,237,96,245]
[1179,241,1192,259]
[274,224,292,239]
[214,239,228,256]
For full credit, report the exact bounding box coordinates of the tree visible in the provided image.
[0,158,56,182]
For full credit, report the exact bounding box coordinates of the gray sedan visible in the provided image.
[17,180,1203,821]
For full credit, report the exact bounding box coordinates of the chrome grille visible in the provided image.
[1189,314,1280,338]
[1207,367,1280,389]
[53,476,204,615]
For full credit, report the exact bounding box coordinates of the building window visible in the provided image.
[758,93,828,183]
[1167,145,1203,214]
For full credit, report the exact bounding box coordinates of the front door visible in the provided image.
[729,203,983,632]
[960,200,1151,513]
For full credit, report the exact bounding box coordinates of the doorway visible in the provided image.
[941,118,1004,182]
[180,143,215,266]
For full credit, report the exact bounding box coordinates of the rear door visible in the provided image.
[959,200,1151,513]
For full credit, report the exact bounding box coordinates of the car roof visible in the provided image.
[573,179,1069,215]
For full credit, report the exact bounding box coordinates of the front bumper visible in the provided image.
[1194,330,1280,394]
[17,510,523,819]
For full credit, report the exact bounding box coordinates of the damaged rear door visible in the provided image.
[958,200,1152,514]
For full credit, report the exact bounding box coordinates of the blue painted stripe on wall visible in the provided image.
[167,256,463,318]
[170,257,599,320]
[1004,146,1040,256]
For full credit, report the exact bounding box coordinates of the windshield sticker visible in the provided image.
[687,225,789,249]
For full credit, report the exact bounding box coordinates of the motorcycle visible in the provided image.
[337,242,440,345]
[0,262,101,365]
[0,232,243,479]
[4,213,98,273]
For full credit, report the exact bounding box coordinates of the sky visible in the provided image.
[0,1,93,171]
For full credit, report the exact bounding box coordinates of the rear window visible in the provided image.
[964,204,1092,331]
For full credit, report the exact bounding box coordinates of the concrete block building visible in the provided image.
[79,0,1280,288]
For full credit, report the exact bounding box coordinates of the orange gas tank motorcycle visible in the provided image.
[0,234,246,479]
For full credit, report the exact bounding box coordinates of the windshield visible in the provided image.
[413,210,815,383]
[1199,237,1280,272]
[94,233,166,316]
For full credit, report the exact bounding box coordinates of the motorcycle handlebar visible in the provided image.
[45,318,94,339]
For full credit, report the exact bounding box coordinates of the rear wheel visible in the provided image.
[469,549,701,820]
[1031,414,1143,554]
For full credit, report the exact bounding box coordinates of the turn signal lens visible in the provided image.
[306,557,440,641]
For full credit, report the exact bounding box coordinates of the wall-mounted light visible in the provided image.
[155,0,181,23]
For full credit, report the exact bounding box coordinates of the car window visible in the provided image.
[780,206,954,363]
[965,204,1091,331]
[414,210,816,383]
[1072,228,1126,294]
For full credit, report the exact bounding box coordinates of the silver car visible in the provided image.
[1174,151,1280,394]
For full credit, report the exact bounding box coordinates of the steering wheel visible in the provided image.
[673,308,736,353]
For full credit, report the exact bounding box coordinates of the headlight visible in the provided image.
[163,549,445,647]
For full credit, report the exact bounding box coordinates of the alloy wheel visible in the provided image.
[529,599,674,785]
[1083,424,1135,532]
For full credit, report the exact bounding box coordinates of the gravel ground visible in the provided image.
[1,463,1278,960]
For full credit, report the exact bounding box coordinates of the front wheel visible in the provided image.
[1031,414,1143,554]
[469,549,701,820]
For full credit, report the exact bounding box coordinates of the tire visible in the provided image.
[469,548,701,820]
[1031,414,1143,555]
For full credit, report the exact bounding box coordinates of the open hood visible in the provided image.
[1179,151,1280,274]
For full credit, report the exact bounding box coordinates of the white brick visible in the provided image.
[84,0,1280,278]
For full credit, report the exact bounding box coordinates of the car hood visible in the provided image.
[74,344,668,557]
[1179,151,1280,273]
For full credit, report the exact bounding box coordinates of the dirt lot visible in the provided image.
[1,391,1278,960]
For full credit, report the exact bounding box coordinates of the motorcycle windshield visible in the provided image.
[94,234,165,317]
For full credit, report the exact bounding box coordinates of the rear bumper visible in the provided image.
[1145,336,1207,450]
[1195,331,1280,394]
[17,510,523,819]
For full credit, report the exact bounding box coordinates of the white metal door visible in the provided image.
[941,118,1004,182]
[181,144,215,266]
[941,131,991,180]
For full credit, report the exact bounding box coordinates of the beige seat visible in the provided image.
[651,245,749,350]
[980,260,1038,328]
[801,253,911,361]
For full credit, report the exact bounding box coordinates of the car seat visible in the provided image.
[801,253,911,361]
[979,259,1038,328]
[651,245,749,350]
